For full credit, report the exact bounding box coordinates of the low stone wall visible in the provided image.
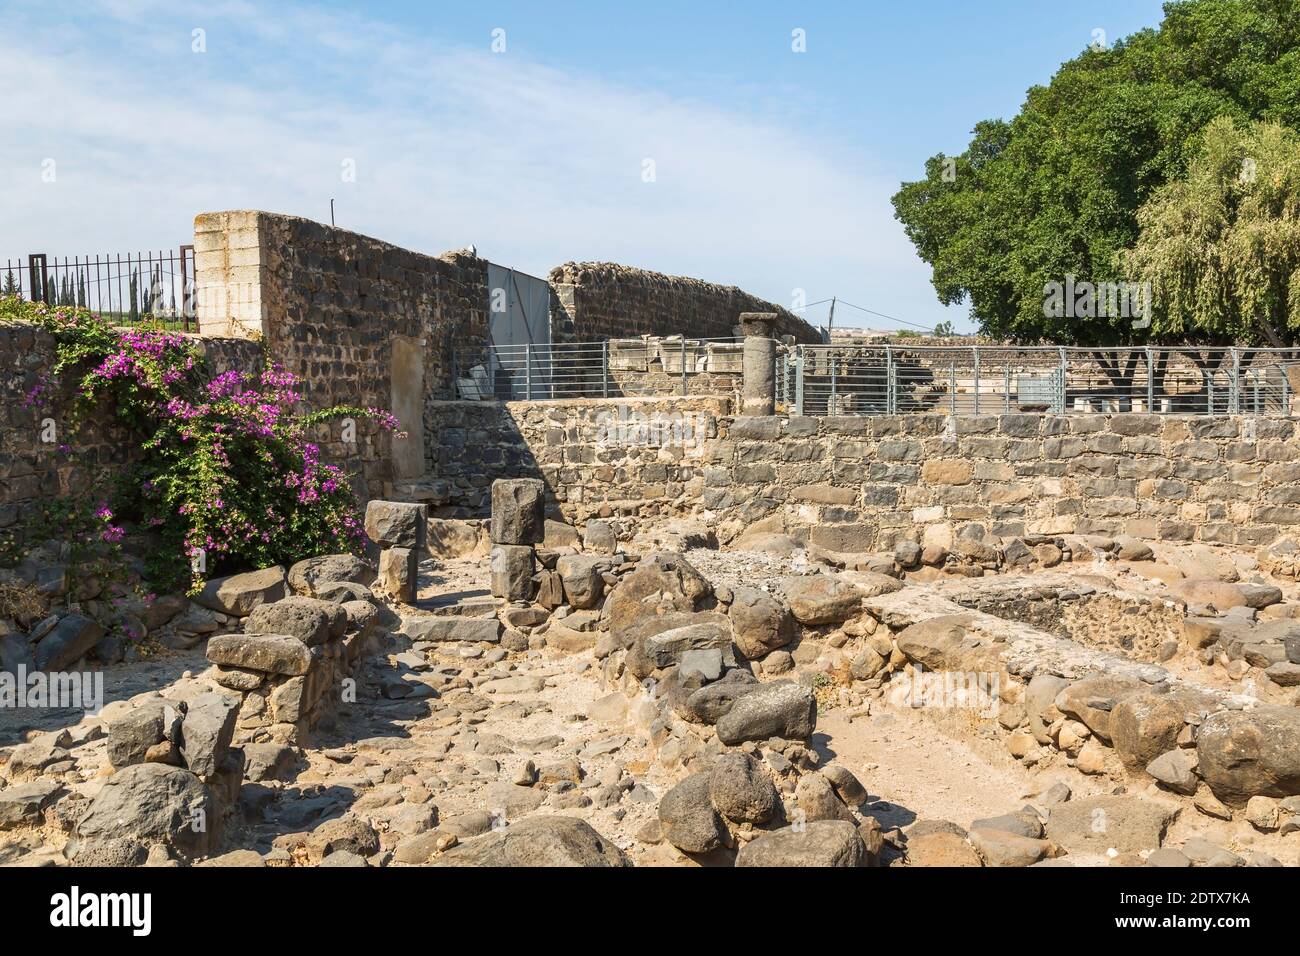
[549,262,821,345]
[421,401,1300,551]
[0,319,262,535]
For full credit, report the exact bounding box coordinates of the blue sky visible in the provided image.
[0,0,1170,332]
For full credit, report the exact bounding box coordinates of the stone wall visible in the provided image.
[195,210,490,500]
[549,262,821,345]
[0,319,261,536]
[421,401,1300,552]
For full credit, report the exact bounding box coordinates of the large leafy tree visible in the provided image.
[1122,117,1300,345]
[893,0,1300,346]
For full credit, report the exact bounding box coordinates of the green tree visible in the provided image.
[2,270,18,298]
[1121,117,1300,345]
[893,0,1300,346]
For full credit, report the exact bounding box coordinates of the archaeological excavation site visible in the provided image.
[2,211,1299,887]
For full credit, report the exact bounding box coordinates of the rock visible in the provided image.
[1147,749,1200,795]
[1045,796,1175,854]
[70,764,215,862]
[244,596,342,646]
[782,575,864,625]
[626,619,732,680]
[32,613,104,670]
[658,772,727,854]
[795,772,854,823]
[490,479,546,545]
[378,547,418,603]
[678,648,724,682]
[728,587,794,659]
[241,743,298,782]
[437,816,630,867]
[1245,795,1280,831]
[583,520,617,554]
[894,540,922,569]
[708,752,779,825]
[427,518,489,558]
[1025,673,1070,745]
[1171,578,1275,611]
[364,500,427,550]
[197,849,266,867]
[715,681,817,745]
[178,691,240,777]
[1196,706,1300,805]
[907,831,981,866]
[1181,837,1244,867]
[0,779,64,830]
[108,701,176,770]
[543,519,581,549]
[735,820,866,867]
[968,827,1050,867]
[1265,661,1300,686]
[1110,690,1193,772]
[287,554,375,597]
[490,545,535,602]
[1146,847,1191,867]
[402,616,501,644]
[1053,673,1144,743]
[0,632,35,672]
[555,555,605,609]
[194,567,287,617]
[683,669,760,723]
[894,614,1001,672]
[206,633,312,676]
[821,765,868,806]
[970,810,1043,839]
[1116,536,1154,561]
[605,552,713,636]
[143,594,188,629]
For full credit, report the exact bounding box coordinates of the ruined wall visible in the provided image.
[0,320,261,535]
[423,401,1300,551]
[195,211,489,501]
[549,262,821,345]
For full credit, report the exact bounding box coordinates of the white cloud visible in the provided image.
[0,0,961,329]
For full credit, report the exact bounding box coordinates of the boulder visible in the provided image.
[244,596,344,646]
[437,816,630,867]
[1053,673,1144,743]
[70,763,216,862]
[178,691,240,778]
[658,772,727,854]
[108,700,177,770]
[583,520,617,554]
[795,772,855,823]
[708,752,779,825]
[968,828,1050,867]
[895,614,1001,672]
[728,587,794,659]
[378,547,418,603]
[1045,796,1175,854]
[490,478,546,545]
[555,555,606,609]
[543,519,582,549]
[627,620,733,681]
[821,765,868,806]
[606,552,712,637]
[1110,690,1194,773]
[1196,706,1300,805]
[1147,749,1200,795]
[0,779,64,830]
[364,500,427,550]
[906,831,982,867]
[286,554,375,597]
[206,633,312,676]
[735,820,866,867]
[715,681,816,745]
[1025,673,1070,746]
[683,669,760,723]
[194,566,286,617]
[32,613,104,671]
[782,575,864,625]
[490,545,535,602]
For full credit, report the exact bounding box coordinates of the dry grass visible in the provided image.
[0,580,48,629]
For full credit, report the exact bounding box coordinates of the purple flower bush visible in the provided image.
[6,296,401,592]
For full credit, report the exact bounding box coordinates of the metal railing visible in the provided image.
[781,345,1297,416]
[453,336,749,400]
[2,248,197,331]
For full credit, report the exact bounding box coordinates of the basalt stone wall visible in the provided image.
[707,412,1300,553]
[549,262,821,345]
[196,211,490,502]
[423,397,729,519]
[0,319,261,536]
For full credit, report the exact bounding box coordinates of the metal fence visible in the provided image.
[2,248,197,331]
[781,345,1297,416]
[453,337,748,400]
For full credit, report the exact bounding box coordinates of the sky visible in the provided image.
[0,0,1171,333]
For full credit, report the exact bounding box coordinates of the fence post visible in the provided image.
[1146,347,1154,412]
[680,339,687,396]
[972,346,980,416]
[886,346,895,415]
[949,359,956,416]
[1230,348,1241,415]
[1004,365,1011,413]
[601,340,609,398]
[1058,348,1068,414]
[794,347,805,416]
[525,343,533,400]
[830,351,838,415]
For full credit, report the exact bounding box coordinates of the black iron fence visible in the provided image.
[1,247,196,331]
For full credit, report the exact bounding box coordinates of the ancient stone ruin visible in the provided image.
[2,213,1299,871]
